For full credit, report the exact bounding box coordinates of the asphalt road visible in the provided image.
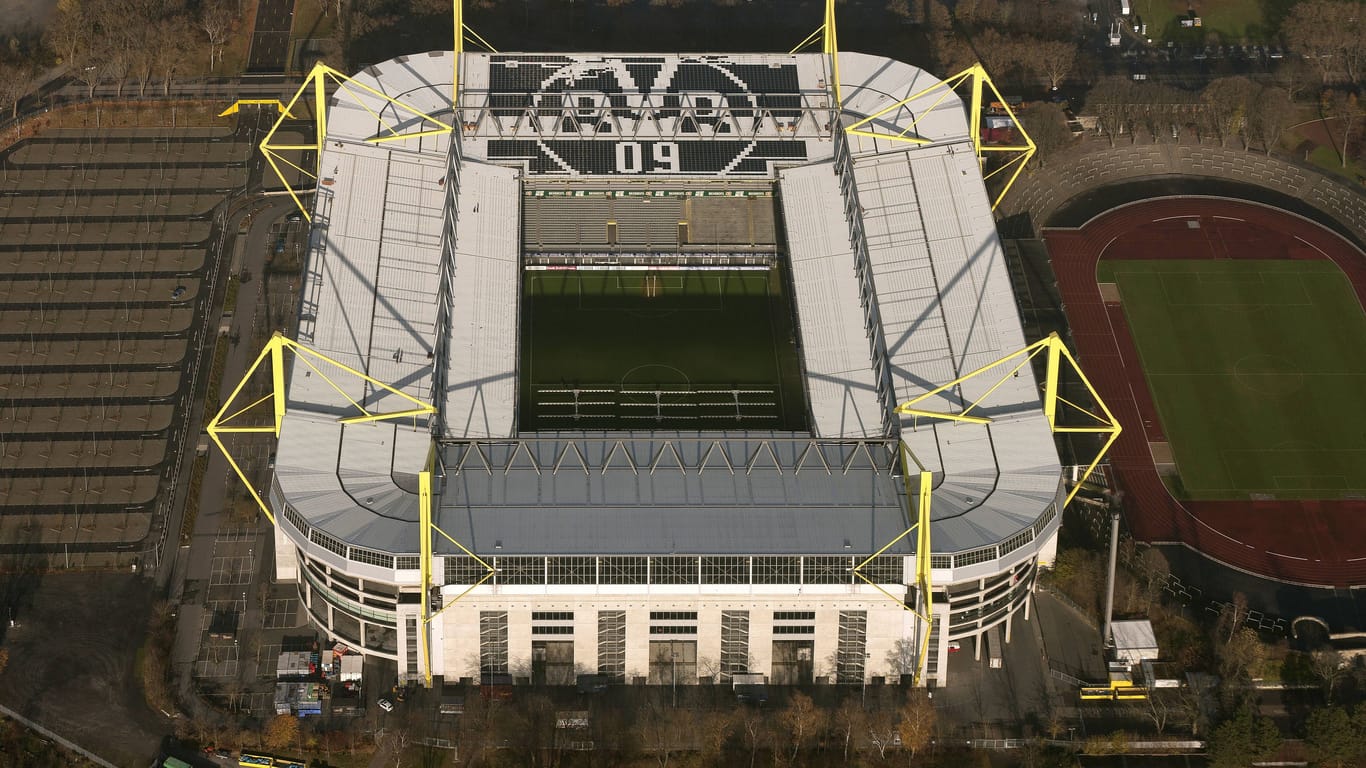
[248,0,297,74]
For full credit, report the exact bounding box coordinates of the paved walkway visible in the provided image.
[0,703,119,768]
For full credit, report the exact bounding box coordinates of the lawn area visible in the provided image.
[519,268,807,431]
[1098,259,1366,500]
[1135,0,1271,43]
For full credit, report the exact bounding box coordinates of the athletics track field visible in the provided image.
[1044,198,1366,587]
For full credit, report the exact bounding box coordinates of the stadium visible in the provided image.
[220,27,1093,688]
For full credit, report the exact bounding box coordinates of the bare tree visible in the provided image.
[0,62,33,118]
[1322,89,1363,168]
[1252,87,1296,156]
[1018,102,1074,164]
[637,695,691,768]
[834,699,868,764]
[1310,649,1347,704]
[200,0,235,71]
[897,690,936,762]
[1084,77,1136,148]
[1201,77,1259,148]
[1282,0,1363,85]
[1036,39,1078,91]
[152,15,193,94]
[737,706,769,768]
[1145,690,1173,735]
[866,708,900,762]
[779,691,822,764]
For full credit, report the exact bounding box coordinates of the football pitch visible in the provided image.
[1099,259,1366,500]
[520,269,808,430]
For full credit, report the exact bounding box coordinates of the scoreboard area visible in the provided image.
[458,53,837,177]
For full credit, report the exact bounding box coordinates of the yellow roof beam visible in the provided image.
[257,62,456,223]
[205,332,438,526]
[843,63,1038,209]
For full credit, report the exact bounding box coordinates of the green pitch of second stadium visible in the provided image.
[1099,259,1366,500]
[520,269,808,431]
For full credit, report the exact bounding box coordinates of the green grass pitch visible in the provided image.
[520,269,808,431]
[1099,259,1366,500]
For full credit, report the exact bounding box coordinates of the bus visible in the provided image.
[239,754,273,768]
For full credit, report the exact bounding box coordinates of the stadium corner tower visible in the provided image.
[269,49,1063,688]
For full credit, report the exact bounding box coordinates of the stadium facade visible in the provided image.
[267,49,1064,687]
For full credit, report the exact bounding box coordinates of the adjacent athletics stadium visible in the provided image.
[231,42,1080,688]
[1045,199,1366,602]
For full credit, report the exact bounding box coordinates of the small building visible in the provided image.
[339,654,363,683]
[1111,620,1159,666]
[277,650,320,679]
[275,681,326,716]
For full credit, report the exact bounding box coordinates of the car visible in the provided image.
[170,285,187,300]
[947,641,961,652]
[377,698,394,712]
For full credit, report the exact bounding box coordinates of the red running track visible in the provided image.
[1044,198,1366,587]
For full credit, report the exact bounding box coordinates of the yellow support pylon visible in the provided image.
[451,0,498,125]
[205,332,438,525]
[258,62,457,223]
[895,331,1121,508]
[219,99,293,117]
[853,447,935,685]
[791,0,842,111]
[844,63,1037,210]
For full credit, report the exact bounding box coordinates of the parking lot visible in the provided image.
[0,126,252,568]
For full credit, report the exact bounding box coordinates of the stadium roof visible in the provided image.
[272,51,1062,559]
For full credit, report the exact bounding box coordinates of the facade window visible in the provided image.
[1000,528,1034,556]
[547,556,596,584]
[773,611,815,621]
[496,556,545,585]
[282,504,310,536]
[532,611,573,621]
[753,556,800,584]
[479,611,509,674]
[773,625,815,635]
[836,610,867,684]
[405,618,419,674]
[351,546,395,569]
[701,556,748,584]
[597,611,626,682]
[649,611,697,621]
[649,556,698,585]
[649,626,699,635]
[599,556,647,584]
[860,555,903,584]
[803,556,851,584]
[444,556,488,584]
[954,546,998,568]
[309,529,348,559]
[396,556,421,570]
[720,610,749,681]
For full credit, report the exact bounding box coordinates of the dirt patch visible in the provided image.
[0,573,169,766]
[1098,282,1121,303]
